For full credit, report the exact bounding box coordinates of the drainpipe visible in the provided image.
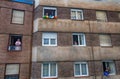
[29,0,35,79]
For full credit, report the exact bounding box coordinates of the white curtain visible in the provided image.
[6,64,19,75]
[12,10,24,24]
[96,11,107,21]
[99,35,111,46]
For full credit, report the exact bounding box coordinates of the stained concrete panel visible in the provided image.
[39,0,120,11]
[35,46,93,61]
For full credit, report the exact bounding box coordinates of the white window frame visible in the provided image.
[103,61,116,75]
[12,10,25,24]
[71,9,84,20]
[74,62,89,77]
[99,34,112,46]
[42,32,57,46]
[72,33,86,46]
[43,7,57,17]
[41,62,58,78]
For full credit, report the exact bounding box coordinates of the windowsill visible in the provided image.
[11,22,24,25]
[100,45,113,48]
[74,75,89,78]
[73,45,86,46]
[41,77,57,79]
[71,19,84,21]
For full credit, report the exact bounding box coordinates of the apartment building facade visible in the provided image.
[32,0,120,79]
[0,0,33,79]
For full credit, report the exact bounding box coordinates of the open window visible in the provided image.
[103,61,116,75]
[8,35,22,51]
[72,33,86,46]
[43,7,57,19]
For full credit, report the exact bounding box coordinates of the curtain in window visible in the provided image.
[71,11,76,19]
[109,62,116,74]
[50,63,56,76]
[43,63,49,77]
[6,64,19,75]
[99,35,111,46]
[77,11,82,20]
[12,10,24,24]
[75,64,80,75]
[81,64,87,75]
[96,11,107,21]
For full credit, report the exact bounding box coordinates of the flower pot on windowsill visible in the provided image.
[43,16,57,19]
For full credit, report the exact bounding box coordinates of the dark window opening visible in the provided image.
[73,35,79,45]
[5,75,19,79]
[43,8,57,19]
[8,35,22,51]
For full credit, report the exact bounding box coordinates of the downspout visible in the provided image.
[29,0,35,79]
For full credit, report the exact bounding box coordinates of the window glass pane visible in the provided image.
[109,62,116,74]
[5,75,19,79]
[77,11,82,20]
[50,63,56,76]
[81,64,87,75]
[43,63,49,77]
[50,39,56,45]
[6,64,19,75]
[44,38,49,45]
[73,35,78,45]
[75,64,80,75]
[71,11,76,19]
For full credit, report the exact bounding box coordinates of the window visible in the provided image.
[74,62,89,77]
[43,7,57,19]
[119,13,120,19]
[99,34,112,46]
[103,61,116,75]
[41,62,57,78]
[71,9,84,20]
[42,33,57,46]
[12,10,24,24]
[8,35,22,51]
[5,64,19,79]
[73,33,86,46]
[96,11,107,22]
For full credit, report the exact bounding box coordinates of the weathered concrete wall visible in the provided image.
[37,19,120,33]
[38,0,120,11]
[32,46,120,61]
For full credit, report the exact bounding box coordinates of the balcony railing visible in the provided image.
[8,45,21,51]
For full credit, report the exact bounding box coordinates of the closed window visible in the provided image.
[42,33,57,46]
[119,13,120,19]
[74,62,89,77]
[43,7,57,19]
[96,11,107,22]
[41,62,57,78]
[8,35,22,51]
[71,9,84,20]
[5,64,19,79]
[103,61,116,75]
[99,34,112,46]
[73,33,86,46]
[12,10,24,24]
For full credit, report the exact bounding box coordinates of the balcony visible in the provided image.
[35,19,120,33]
